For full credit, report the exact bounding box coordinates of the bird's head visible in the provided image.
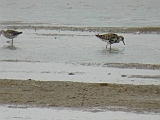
[0,30,4,36]
[119,36,125,45]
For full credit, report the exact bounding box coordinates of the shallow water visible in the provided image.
[1,62,160,85]
[0,0,160,27]
[0,0,160,85]
[0,30,160,64]
[0,29,160,85]
[0,106,160,120]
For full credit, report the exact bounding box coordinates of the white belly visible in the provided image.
[3,34,17,39]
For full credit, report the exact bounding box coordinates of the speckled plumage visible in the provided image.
[95,33,125,50]
[0,30,22,46]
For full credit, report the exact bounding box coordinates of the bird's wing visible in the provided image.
[108,34,119,43]
[6,30,22,36]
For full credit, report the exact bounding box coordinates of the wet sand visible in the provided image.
[0,79,160,113]
[1,24,160,34]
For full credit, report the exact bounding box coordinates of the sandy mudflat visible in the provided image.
[2,24,160,34]
[0,79,160,113]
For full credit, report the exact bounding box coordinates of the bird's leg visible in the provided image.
[12,39,13,47]
[106,44,108,49]
[110,44,111,51]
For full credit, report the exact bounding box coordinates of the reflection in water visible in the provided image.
[100,48,125,55]
[3,45,17,50]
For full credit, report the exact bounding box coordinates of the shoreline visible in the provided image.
[0,22,160,34]
[0,79,160,113]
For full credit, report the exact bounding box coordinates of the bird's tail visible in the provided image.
[95,34,103,39]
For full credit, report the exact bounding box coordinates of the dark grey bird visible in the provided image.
[0,30,22,46]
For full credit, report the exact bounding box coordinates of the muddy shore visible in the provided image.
[1,22,160,34]
[0,79,160,113]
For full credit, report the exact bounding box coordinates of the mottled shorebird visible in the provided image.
[0,30,22,46]
[95,33,125,50]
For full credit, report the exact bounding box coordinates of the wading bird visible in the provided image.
[95,33,125,50]
[0,30,22,46]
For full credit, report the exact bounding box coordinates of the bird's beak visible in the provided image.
[122,40,125,45]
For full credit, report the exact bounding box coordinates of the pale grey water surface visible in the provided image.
[0,29,160,64]
[0,0,160,84]
[0,106,160,120]
[0,30,160,85]
[0,0,160,27]
[0,0,160,118]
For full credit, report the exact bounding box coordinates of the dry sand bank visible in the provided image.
[0,79,160,113]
